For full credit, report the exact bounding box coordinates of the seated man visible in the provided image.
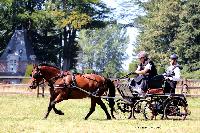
[130,51,158,94]
[163,54,181,93]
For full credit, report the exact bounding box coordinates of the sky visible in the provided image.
[124,27,139,70]
[101,0,140,70]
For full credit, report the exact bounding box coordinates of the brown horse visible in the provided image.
[29,64,116,120]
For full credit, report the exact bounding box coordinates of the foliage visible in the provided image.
[128,60,138,72]
[134,0,183,65]
[0,0,113,70]
[24,64,33,77]
[181,66,200,79]
[78,24,129,77]
[30,30,61,65]
[172,0,200,66]
[134,0,200,77]
[0,0,13,56]
[21,64,33,83]
[182,70,200,79]
[83,68,95,74]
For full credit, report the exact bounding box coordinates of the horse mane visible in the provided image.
[38,63,61,70]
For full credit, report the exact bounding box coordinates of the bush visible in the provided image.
[25,64,33,77]
[182,70,200,79]
[157,66,166,74]
[21,64,33,84]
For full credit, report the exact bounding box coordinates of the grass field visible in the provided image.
[0,94,199,133]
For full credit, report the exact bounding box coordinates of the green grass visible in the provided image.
[0,94,199,133]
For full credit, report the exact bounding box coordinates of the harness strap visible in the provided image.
[82,75,99,83]
[71,73,77,87]
[63,73,77,99]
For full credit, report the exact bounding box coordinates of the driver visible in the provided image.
[164,54,181,93]
[130,51,158,94]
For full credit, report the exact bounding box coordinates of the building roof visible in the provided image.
[0,30,36,76]
[0,30,36,61]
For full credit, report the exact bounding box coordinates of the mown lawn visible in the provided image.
[0,94,199,133]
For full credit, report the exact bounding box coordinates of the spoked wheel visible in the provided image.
[133,99,150,120]
[113,99,133,119]
[144,100,164,120]
[164,98,188,120]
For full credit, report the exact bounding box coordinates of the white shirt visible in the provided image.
[165,65,181,81]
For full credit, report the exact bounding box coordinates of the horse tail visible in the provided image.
[106,78,116,112]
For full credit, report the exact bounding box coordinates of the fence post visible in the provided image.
[36,79,45,98]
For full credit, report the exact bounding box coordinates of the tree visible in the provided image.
[0,0,13,55]
[134,0,184,68]
[0,0,113,69]
[78,24,129,77]
[172,0,200,69]
[134,0,200,72]
[53,0,111,70]
[12,0,61,65]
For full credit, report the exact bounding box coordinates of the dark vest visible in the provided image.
[139,59,158,79]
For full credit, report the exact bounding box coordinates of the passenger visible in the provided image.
[164,54,181,93]
[130,51,158,94]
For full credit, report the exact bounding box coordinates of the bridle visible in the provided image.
[30,65,66,89]
[30,66,45,89]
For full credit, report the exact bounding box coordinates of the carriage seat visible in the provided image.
[146,88,164,94]
[147,75,164,94]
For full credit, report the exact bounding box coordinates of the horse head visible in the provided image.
[29,63,61,89]
[29,64,44,89]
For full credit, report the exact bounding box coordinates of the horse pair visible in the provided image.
[29,64,116,120]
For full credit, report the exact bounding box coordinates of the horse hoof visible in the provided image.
[56,110,64,115]
[107,117,112,120]
[60,112,64,115]
[112,116,116,119]
[42,117,47,120]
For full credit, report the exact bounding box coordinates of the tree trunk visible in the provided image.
[62,27,70,70]
[58,32,62,68]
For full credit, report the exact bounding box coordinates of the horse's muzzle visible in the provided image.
[29,84,37,89]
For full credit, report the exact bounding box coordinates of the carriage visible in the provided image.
[112,76,190,120]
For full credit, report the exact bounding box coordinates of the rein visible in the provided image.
[118,72,136,79]
[68,83,116,99]
[82,75,99,83]
[37,80,45,86]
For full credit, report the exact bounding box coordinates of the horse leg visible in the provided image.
[49,88,64,115]
[108,98,115,119]
[96,98,111,120]
[43,100,54,119]
[43,94,64,119]
[85,97,97,120]
[52,100,64,115]
[52,105,64,115]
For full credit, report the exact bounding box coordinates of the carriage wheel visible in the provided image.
[164,98,187,120]
[133,99,150,120]
[113,99,133,119]
[143,100,165,120]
